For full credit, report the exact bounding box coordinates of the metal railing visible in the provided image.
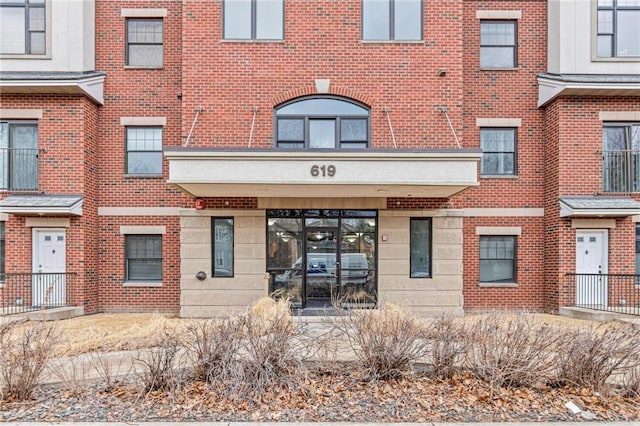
[0,272,76,316]
[0,147,39,191]
[603,150,640,193]
[566,273,640,316]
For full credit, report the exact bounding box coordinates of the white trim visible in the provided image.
[476,10,522,20]
[98,207,180,216]
[599,111,640,121]
[479,282,518,288]
[120,117,167,126]
[120,225,166,235]
[633,215,640,223]
[571,219,616,229]
[123,281,163,287]
[476,118,522,127]
[0,109,43,119]
[179,209,265,217]
[25,218,71,228]
[475,226,521,235]
[121,8,167,17]
[462,208,544,217]
[315,79,330,93]
[0,213,7,221]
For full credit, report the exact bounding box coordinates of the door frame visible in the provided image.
[32,228,67,307]
[575,229,608,306]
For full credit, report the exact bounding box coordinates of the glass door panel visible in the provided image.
[267,218,303,307]
[305,228,338,305]
[340,218,376,307]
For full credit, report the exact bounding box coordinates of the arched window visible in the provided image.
[275,97,370,149]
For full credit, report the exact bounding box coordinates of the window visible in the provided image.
[410,218,431,278]
[602,123,640,192]
[0,0,45,55]
[0,121,38,191]
[0,222,5,282]
[480,20,516,68]
[126,127,162,175]
[275,97,370,149]
[213,218,234,277]
[480,128,516,175]
[125,235,162,281]
[597,0,640,58]
[636,225,640,276]
[223,0,283,40]
[126,18,163,67]
[362,0,422,41]
[480,236,516,283]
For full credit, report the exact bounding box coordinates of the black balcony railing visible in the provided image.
[603,150,640,193]
[0,272,76,316]
[566,273,640,316]
[0,147,39,191]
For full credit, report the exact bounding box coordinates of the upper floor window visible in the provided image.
[126,127,163,176]
[480,128,517,176]
[603,123,640,192]
[480,20,517,68]
[126,18,163,67]
[275,97,370,149]
[362,0,422,41]
[223,0,284,40]
[0,0,45,55]
[597,0,640,58]
[0,121,38,191]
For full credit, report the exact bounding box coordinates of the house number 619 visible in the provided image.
[310,165,336,177]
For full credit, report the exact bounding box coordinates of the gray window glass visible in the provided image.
[126,19,163,67]
[125,235,162,281]
[362,0,390,40]
[603,123,640,192]
[224,0,283,40]
[617,10,640,56]
[341,119,367,141]
[126,127,162,175]
[480,128,516,175]
[0,7,25,54]
[213,218,234,277]
[480,21,516,68]
[277,119,304,141]
[479,236,516,283]
[363,0,421,41]
[0,1,45,55]
[410,218,431,278]
[256,0,284,39]
[278,98,368,115]
[309,120,335,149]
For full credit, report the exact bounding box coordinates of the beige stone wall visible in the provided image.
[180,208,463,317]
[378,210,464,317]
[180,210,267,317]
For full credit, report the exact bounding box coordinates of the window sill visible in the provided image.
[0,54,51,60]
[221,39,284,43]
[591,56,640,62]
[360,40,424,44]
[479,282,517,288]
[124,174,163,179]
[123,281,162,287]
[480,67,518,71]
[124,65,163,70]
[480,174,519,179]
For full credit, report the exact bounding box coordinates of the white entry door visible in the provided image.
[575,230,608,306]
[32,229,66,307]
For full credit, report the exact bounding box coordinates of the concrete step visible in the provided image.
[2,306,84,322]
[559,306,639,323]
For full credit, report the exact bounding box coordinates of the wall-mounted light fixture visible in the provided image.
[195,271,207,281]
[195,198,205,210]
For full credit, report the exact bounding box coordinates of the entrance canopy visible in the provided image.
[165,148,481,199]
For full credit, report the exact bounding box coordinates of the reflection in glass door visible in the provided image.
[267,210,377,309]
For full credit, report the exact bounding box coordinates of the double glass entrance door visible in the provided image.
[267,210,376,309]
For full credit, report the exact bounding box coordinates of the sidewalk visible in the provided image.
[4,422,639,426]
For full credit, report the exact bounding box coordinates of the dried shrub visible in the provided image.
[555,323,640,391]
[88,350,134,391]
[0,320,57,401]
[465,313,561,390]
[186,317,242,383]
[426,314,468,379]
[332,303,429,380]
[135,324,185,393]
[46,352,93,396]
[240,297,306,392]
[622,365,640,398]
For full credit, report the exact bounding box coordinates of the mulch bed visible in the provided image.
[2,369,639,422]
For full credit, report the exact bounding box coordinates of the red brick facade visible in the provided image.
[1,0,638,315]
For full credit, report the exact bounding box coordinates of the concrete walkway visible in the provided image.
[4,422,638,426]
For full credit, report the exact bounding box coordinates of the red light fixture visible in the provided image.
[194,198,205,210]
